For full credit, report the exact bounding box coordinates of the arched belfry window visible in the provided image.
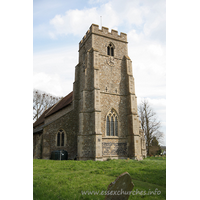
[57,129,65,146]
[107,43,114,56]
[106,109,118,136]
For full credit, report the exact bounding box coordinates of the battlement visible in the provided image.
[79,24,127,49]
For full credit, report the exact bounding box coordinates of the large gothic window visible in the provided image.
[107,43,114,56]
[57,129,65,146]
[106,109,118,136]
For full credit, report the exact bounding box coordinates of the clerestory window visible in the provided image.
[107,43,114,56]
[57,129,65,146]
[106,109,118,136]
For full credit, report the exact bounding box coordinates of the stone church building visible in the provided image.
[33,24,147,161]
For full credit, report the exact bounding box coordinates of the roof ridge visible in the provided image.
[45,97,64,117]
[33,92,73,128]
[44,91,73,118]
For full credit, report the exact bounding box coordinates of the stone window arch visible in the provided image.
[56,129,66,146]
[107,43,114,56]
[106,109,118,136]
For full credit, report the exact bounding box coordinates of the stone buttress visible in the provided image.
[75,24,146,160]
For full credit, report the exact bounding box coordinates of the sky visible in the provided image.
[33,0,166,145]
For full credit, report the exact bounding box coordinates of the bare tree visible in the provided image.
[154,130,164,145]
[33,89,61,122]
[138,99,163,156]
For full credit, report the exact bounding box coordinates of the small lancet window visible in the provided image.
[107,43,114,56]
[57,132,60,146]
[61,132,64,146]
[107,46,110,56]
[57,129,65,146]
[111,47,114,56]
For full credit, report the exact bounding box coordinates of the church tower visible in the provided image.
[73,24,146,161]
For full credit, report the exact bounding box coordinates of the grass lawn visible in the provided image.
[33,157,166,200]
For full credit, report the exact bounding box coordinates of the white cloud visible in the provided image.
[33,72,73,97]
[48,0,155,38]
[33,72,63,96]
[35,0,165,46]
[49,7,99,37]
[127,26,166,99]
[33,46,77,96]
[34,46,77,72]
[48,31,57,39]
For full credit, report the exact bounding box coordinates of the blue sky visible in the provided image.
[33,0,166,145]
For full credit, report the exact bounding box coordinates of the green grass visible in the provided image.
[33,157,166,200]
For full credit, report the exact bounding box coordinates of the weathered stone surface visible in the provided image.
[105,172,134,200]
[102,142,127,156]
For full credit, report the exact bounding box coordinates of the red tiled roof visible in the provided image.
[33,91,73,129]
[45,91,73,117]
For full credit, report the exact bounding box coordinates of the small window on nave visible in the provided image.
[57,129,65,146]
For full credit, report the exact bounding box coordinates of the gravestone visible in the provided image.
[105,172,134,200]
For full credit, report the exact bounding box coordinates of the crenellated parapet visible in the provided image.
[79,24,127,49]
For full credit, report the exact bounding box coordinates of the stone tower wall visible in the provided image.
[76,24,145,160]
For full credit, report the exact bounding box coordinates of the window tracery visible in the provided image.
[106,109,118,136]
